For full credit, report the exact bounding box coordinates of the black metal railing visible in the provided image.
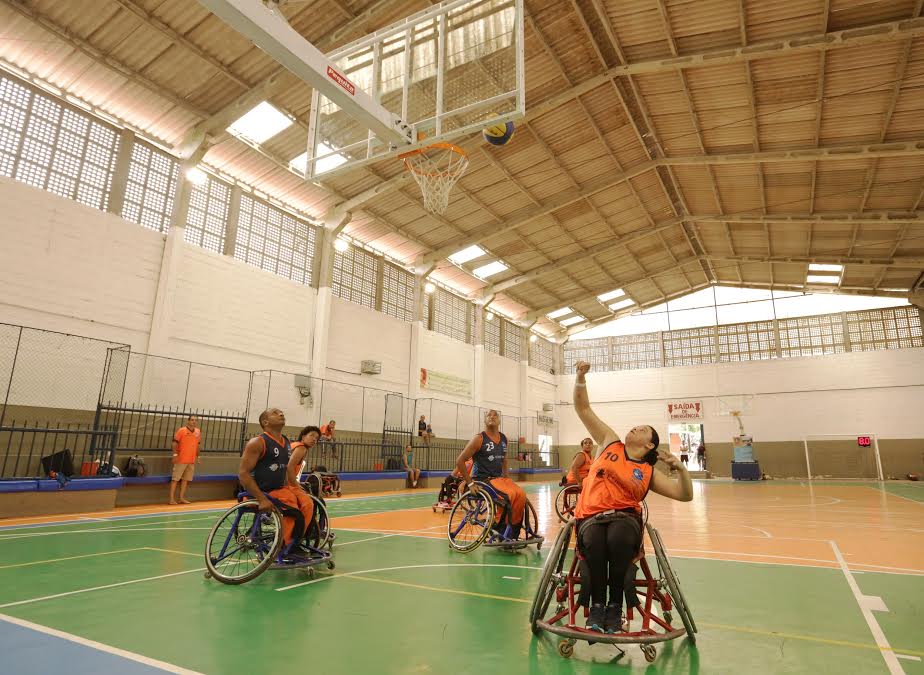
[95,403,247,455]
[0,421,117,479]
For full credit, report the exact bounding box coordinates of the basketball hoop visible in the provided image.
[400,142,468,215]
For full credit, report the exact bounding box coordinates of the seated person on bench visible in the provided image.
[571,361,693,634]
[238,408,313,552]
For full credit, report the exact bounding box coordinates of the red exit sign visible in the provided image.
[857,436,872,447]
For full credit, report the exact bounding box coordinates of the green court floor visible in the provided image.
[0,483,922,674]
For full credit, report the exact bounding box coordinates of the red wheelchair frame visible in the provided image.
[554,482,581,523]
[530,514,696,663]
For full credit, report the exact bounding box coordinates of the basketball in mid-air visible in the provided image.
[483,120,515,146]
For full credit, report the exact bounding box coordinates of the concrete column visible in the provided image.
[222,185,243,257]
[472,304,485,412]
[146,169,193,357]
[309,219,347,379]
[106,128,134,217]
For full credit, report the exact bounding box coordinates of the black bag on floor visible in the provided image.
[123,455,146,477]
[41,449,75,478]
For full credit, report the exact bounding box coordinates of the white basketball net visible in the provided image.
[402,143,469,215]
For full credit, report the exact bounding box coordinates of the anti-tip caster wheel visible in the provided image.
[203,571,212,580]
[642,644,656,663]
[327,559,336,570]
[558,640,575,658]
[536,540,542,550]
[336,491,342,497]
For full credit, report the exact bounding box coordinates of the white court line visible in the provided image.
[830,540,904,675]
[502,576,521,580]
[897,655,922,662]
[739,525,773,538]
[276,563,543,592]
[0,613,203,675]
[336,524,446,547]
[0,567,205,609]
[0,548,147,571]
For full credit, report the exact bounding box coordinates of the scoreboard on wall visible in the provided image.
[857,436,872,447]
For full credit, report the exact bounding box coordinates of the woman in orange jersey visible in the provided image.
[571,361,693,634]
[565,437,595,486]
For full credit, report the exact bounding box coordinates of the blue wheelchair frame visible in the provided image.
[204,490,334,585]
[447,479,543,552]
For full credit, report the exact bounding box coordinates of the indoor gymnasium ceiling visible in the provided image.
[1,0,923,336]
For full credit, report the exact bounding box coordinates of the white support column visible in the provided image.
[518,326,530,424]
[310,218,347,379]
[407,273,428,402]
[223,184,243,257]
[146,169,193,357]
[107,128,134,217]
[472,303,485,412]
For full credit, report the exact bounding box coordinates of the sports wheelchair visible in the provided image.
[302,470,342,499]
[433,474,463,513]
[204,489,335,585]
[447,480,544,552]
[554,481,581,523]
[529,511,696,663]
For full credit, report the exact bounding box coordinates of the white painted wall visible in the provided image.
[558,348,924,444]
[0,177,161,350]
[0,178,558,427]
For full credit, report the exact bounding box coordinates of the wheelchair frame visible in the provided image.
[554,483,581,523]
[529,517,696,663]
[446,480,544,553]
[204,491,335,585]
[433,475,463,513]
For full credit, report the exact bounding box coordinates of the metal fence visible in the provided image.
[0,322,564,479]
[0,421,117,479]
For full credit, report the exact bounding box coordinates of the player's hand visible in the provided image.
[658,449,682,469]
[466,481,480,495]
[256,497,274,512]
[575,361,591,377]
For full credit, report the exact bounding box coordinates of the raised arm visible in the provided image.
[573,361,619,446]
[648,449,693,502]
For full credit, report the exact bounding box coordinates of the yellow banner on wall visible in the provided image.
[420,368,472,398]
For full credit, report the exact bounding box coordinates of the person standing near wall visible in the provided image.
[169,415,201,505]
[319,420,338,469]
[697,442,706,471]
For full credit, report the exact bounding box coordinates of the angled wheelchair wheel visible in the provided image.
[554,485,580,523]
[308,494,332,549]
[523,499,541,545]
[205,500,282,585]
[529,518,573,634]
[447,487,495,553]
[648,524,697,642]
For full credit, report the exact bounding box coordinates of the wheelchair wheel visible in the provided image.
[523,499,540,541]
[554,485,580,523]
[307,494,332,549]
[529,518,573,634]
[205,500,282,585]
[648,524,697,642]
[447,488,495,553]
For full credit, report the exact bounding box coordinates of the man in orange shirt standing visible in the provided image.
[169,415,201,505]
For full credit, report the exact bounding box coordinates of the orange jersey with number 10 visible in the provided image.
[574,441,653,519]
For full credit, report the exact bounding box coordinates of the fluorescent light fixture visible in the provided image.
[289,141,348,176]
[334,238,349,252]
[879,287,909,292]
[597,288,625,302]
[448,245,485,265]
[529,334,538,343]
[808,263,844,273]
[186,167,208,185]
[608,298,635,311]
[560,315,585,327]
[485,311,495,321]
[472,261,508,279]
[546,307,573,319]
[806,274,838,284]
[424,281,436,294]
[227,102,293,143]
